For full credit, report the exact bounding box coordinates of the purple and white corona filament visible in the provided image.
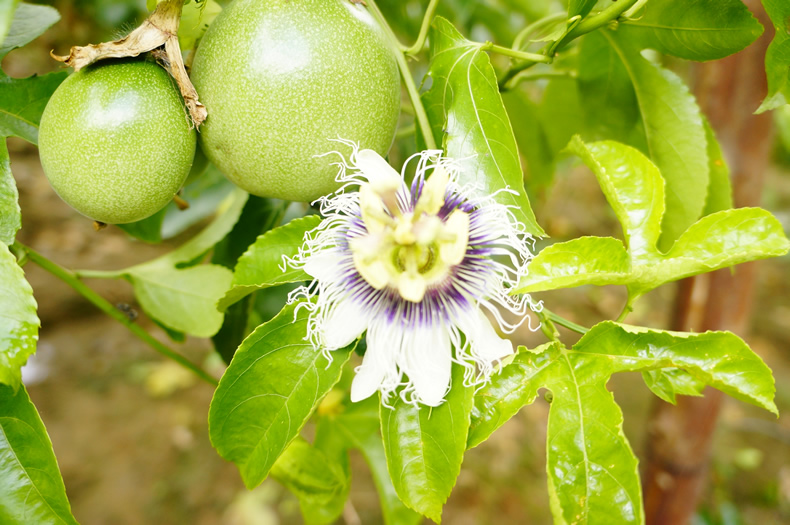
[287,143,539,407]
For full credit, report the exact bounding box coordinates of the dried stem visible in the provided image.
[51,0,206,127]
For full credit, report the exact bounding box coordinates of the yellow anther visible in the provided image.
[439,210,470,266]
[414,166,449,217]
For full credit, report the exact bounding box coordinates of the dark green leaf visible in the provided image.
[0,384,78,524]
[0,72,68,144]
[212,295,251,364]
[0,2,59,59]
[537,77,584,157]
[209,302,353,488]
[565,137,664,264]
[331,399,422,525]
[423,17,544,237]
[702,119,733,215]
[618,0,763,61]
[0,243,37,390]
[502,89,555,193]
[218,215,320,311]
[757,0,790,112]
[468,343,558,448]
[569,0,597,18]
[602,31,709,250]
[0,139,20,244]
[270,437,348,525]
[516,236,630,293]
[380,364,473,522]
[578,31,639,142]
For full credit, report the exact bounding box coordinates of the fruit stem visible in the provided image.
[403,0,440,56]
[51,0,207,127]
[366,0,438,151]
[11,241,219,387]
[542,308,589,335]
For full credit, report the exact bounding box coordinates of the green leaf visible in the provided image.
[0,384,78,524]
[602,31,709,250]
[568,0,597,18]
[578,31,639,142]
[212,197,287,362]
[502,89,555,193]
[331,399,422,525]
[537,77,584,156]
[209,302,353,489]
[566,137,664,264]
[270,437,348,525]
[128,264,232,338]
[423,17,544,237]
[702,119,733,215]
[0,0,19,51]
[380,364,473,523]
[468,342,558,448]
[0,2,59,60]
[574,322,778,414]
[544,346,644,525]
[0,140,20,244]
[516,236,630,293]
[0,72,68,144]
[656,207,790,285]
[618,0,763,61]
[757,0,790,112]
[217,215,320,311]
[641,368,706,404]
[178,0,221,50]
[0,243,38,391]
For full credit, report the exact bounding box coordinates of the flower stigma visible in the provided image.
[286,140,541,407]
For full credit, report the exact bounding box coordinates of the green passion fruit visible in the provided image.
[38,60,196,224]
[191,0,401,202]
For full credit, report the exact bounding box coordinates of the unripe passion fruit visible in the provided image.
[38,60,196,224]
[191,0,401,202]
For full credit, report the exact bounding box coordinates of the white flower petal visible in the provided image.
[303,249,345,282]
[321,297,370,349]
[350,322,399,402]
[355,149,402,190]
[399,323,452,406]
[461,308,514,362]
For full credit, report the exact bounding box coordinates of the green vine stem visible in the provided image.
[543,308,589,335]
[367,0,438,151]
[536,309,561,342]
[479,42,553,63]
[403,0,440,56]
[499,0,641,89]
[616,293,638,323]
[12,242,218,386]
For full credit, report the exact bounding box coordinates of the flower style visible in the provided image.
[288,143,539,407]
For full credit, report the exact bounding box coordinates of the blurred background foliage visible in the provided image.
[4,0,790,524]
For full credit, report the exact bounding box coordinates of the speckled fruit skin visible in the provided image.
[38,61,196,224]
[191,0,400,202]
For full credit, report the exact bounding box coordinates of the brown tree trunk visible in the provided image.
[641,2,776,524]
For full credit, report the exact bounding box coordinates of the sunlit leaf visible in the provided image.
[0,0,20,46]
[380,364,473,522]
[218,215,320,311]
[702,119,733,215]
[601,31,709,250]
[423,17,544,237]
[757,0,790,112]
[209,302,353,488]
[0,243,37,390]
[566,137,664,264]
[0,140,19,244]
[0,2,59,59]
[516,236,630,293]
[641,368,706,404]
[128,263,232,338]
[619,0,763,61]
[0,384,78,524]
